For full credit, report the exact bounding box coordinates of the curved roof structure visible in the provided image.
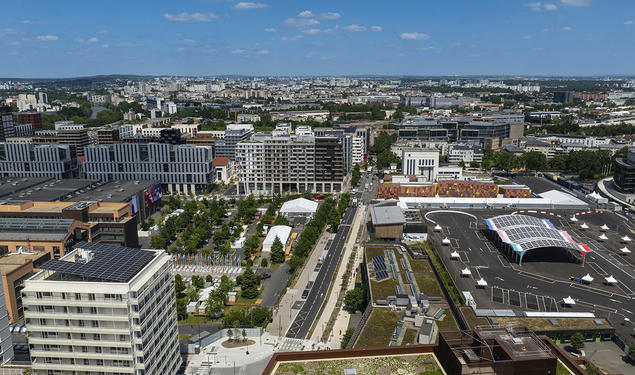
[486,214,591,264]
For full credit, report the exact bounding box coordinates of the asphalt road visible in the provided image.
[285,205,357,339]
[426,210,635,345]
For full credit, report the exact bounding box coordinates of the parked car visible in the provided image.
[260,273,271,280]
[301,289,309,299]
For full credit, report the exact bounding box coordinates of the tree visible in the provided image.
[150,234,167,249]
[237,268,261,299]
[629,344,635,358]
[344,287,366,312]
[227,328,233,342]
[260,258,268,268]
[270,236,285,263]
[174,274,186,296]
[351,165,362,187]
[140,220,150,231]
[376,149,400,170]
[191,275,205,289]
[570,332,585,350]
[273,215,289,226]
[521,151,547,172]
[341,328,355,348]
[242,328,247,342]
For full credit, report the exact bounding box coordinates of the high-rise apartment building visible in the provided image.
[23,241,180,375]
[83,143,214,194]
[236,134,344,195]
[215,124,254,160]
[17,112,43,132]
[0,143,79,179]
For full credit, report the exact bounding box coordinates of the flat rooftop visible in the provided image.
[0,252,50,275]
[0,177,51,199]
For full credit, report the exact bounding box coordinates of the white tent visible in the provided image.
[280,198,319,218]
[570,216,579,222]
[598,234,608,241]
[461,267,472,276]
[621,235,632,243]
[581,274,594,283]
[450,251,460,259]
[261,225,292,252]
[434,224,442,232]
[605,275,617,285]
[476,278,488,287]
[442,237,451,245]
[580,223,589,230]
[600,224,609,231]
[619,247,631,254]
[563,296,576,305]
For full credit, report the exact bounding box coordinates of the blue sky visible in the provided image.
[1,0,633,77]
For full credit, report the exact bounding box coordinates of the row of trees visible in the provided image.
[287,198,338,270]
[351,165,362,187]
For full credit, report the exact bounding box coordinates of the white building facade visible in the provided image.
[401,148,440,182]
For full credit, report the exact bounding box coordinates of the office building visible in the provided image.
[401,148,439,182]
[17,112,43,132]
[0,275,13,364]
[83,143,214,194]
[0,200,139,250]
[56,123,91,157]
[97,128,121,144]
[0,105,14,141]
[553,91,573,103]
[23,242,181,375]
[158,128,183,144]
[614,148,635,194]
[236,134,344,195]
[215,124,254,160]
[0,143,79,179]
[447,143,484,164]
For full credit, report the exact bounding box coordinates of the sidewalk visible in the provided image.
[266,229,334,338]
[309,205,367,346]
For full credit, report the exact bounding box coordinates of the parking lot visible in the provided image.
[423,208,635,346]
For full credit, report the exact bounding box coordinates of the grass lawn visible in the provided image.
[274,354,442,375]
[413,272,442,297]
[409,258,433,272]
[355,307,402,348]
[436,312,459,333]
[370,279,400,300]
[402,328,419,345]
[365,246,386,261]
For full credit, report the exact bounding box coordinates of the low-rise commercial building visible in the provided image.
[369,202,406,239]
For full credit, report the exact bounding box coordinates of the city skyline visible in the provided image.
[2,0,634,77]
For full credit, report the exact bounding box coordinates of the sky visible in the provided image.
[1,0,634,77]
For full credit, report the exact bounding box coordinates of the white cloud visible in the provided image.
[523,35,532,39]
[562,26,572,30]
[36,35,58,41]
[544,3,558,10]
[176,47,186,51]
[7,51,18,56]
[183,38,196,44]
[101,44,109,48]
[264,28,277,32]
[542,26,572,32]
[400,32,430,40]
[281,34,303,42]
[397,53,406,57]
[87,37,99,43]
[320,12,340,20]
[298,10,315,18]
[22,20,44,24]
[526,2,557,11]
[231,49,247,54]
[256,49,269,55]
[0,29,17,36]
[284,18,319,28]
[163,12,218,22]
[303,28,321,35]
[560,0,590,6]
[416,46,438,51]
[10,41,20,46]
[342,24,366,32]
[371,26,382,32]
[233,2,268,10]
[625,20,634,25]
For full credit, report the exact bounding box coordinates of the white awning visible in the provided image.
[580,223,589,229]
[581,274,594,283]
[450,251,460,259]
[570,216,578,222]
[563,296,576,305]
[605,275,617,284]
[442,237,451,245]
[600,224,609,231]
[434,224,442,232]
[619,247,631,254]
[621,235,632,243]
[476,278,488,286]
[598,234,608,241]
[461,267,472,275]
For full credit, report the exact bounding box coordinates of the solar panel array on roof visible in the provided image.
[488,215,545,231]
[375,270,389,281]
[372,256,386,271]
[40,241,155,282]
[391,264,399,280]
